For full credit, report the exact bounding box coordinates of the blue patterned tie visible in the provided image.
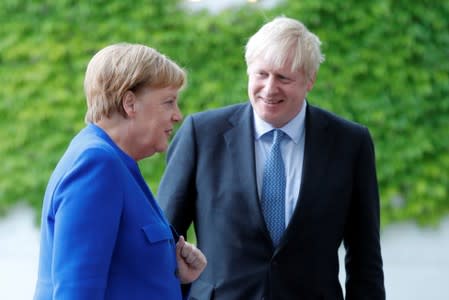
[261,129,286,246]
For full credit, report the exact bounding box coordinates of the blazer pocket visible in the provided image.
[188,279,214,300]
[142,222,173,244]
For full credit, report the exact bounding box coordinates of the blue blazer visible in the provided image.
[158,102,385,300]
[34,124,183,300]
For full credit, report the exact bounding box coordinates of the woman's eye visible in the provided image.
[164,99,175,106]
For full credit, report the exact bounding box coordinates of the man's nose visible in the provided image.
[263,76,278,95]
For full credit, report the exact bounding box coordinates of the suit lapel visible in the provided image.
[277,104,335,250]
[222,103,336,251]
[223,104,271,238]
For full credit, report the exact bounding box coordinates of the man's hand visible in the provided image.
[175,236,207,284]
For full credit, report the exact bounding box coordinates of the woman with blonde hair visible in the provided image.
[34,43,206,300]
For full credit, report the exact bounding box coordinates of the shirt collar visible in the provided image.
[253,100,307,144]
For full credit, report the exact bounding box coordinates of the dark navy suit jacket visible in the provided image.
[158,102,385,300]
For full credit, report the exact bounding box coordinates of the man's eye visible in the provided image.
[278,75,291,83]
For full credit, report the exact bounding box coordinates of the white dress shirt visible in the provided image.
[253,101,306,227]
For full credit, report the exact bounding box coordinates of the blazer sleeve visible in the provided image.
[51,148,124,299]
[344,127,386,299]
[158,115,197,238]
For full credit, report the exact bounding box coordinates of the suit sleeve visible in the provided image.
[344,127,386,300]
[158,115,197,238]
[51,148,124,299]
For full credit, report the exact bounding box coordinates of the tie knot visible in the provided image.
[272,129,284,146]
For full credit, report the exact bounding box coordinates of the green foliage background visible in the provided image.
[1,0,448,227]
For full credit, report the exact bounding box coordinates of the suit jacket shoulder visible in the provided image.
[307,104,368,133]
[189,102,249,129]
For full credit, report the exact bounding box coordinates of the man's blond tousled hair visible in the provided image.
[245,16,325,79]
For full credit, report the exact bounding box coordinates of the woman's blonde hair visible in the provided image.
[245,16,325,79]
[84,43,186,123]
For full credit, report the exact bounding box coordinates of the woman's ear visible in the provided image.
[122,90,136,117]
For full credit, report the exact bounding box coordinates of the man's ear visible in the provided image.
[122,90,136,117]
[306,72,316,92]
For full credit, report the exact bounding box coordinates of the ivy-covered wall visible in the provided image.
[1,0,448,227]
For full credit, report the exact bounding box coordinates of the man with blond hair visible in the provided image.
[159,17,385,299]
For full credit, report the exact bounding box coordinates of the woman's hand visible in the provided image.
[175,236,207,284]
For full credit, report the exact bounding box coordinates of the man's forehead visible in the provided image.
[249,59,302,75]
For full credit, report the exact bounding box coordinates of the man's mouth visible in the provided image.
[262,98,283,104]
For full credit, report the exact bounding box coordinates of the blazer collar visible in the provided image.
[275,103,334,253]
[224,103,274,241]
[223,103,335,252]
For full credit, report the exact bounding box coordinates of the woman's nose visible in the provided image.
[173,105,183,122]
